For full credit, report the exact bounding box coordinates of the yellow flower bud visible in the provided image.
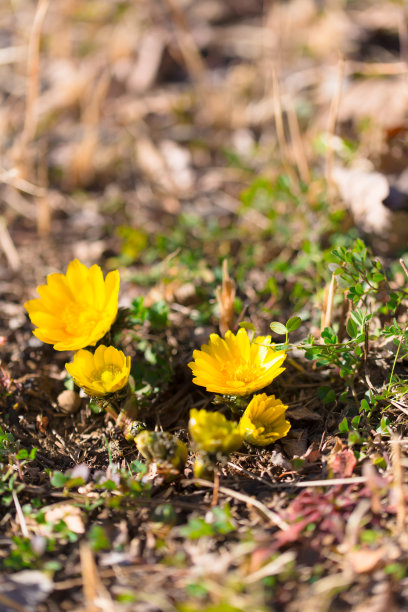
[134,431,187,478]
[188,409,243,455]
[239,393,290,446]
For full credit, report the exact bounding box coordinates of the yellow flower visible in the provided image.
[188,408,243,454]
[65,345,131,397]
[239,393,290,446]
[188,328,286,396]
[24,259,120,351]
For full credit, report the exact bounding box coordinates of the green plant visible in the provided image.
[180,504,236,540]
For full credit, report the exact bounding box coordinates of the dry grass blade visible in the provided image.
[272,67,289,162]
[391,436,406,533]
[287,97,311,184]
[12,490,29,538]
[163,0,207,82]
[186,478,290,531]
[215,259,236,336]
[16,0,49,167]
[245,550,296,584]
[0,217,20,271]
[80,542,115,612]
[325,56,344,195]
[321,272,336,332]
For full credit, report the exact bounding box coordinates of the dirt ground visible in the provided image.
[2,1,408,611]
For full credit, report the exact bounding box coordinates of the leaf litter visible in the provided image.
[2,0,408,611]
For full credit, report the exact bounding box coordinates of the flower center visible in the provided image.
[93,366,122,387]
[225,361,258,384]
[62,303,100,335]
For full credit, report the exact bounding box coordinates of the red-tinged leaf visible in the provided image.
[328,448,357,478]
[273,517,314,549]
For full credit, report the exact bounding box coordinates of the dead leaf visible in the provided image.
[44,503,85,535]
[348,547,385,574]
[287,406,322,421]
[328,447,357,478]
[332,165,408,254]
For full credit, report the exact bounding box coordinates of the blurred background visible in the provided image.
[1,0,408,327]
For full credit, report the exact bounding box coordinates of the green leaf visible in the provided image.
[346,317,358,339]
[239,321,255,335]
[317,386,336,404]
[348,431,363,445]
[269,322,288,335]
[286,316,302,332]
[351,415,361,429]
[88,525,110,551]
[16,449,28,461]
[180,517,214,540]
[130,460,147,475]
[338,418,349,433]
[148,300,169,330]
[50,471,69,488]
[360,399,370,413]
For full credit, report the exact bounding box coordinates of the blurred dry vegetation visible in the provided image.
[2,0,408,611]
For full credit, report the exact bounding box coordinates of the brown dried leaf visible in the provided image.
[348,547,385,574]
[328,447,357,478]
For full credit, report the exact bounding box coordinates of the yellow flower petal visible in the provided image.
[25,260,120,351]
[65,345,131,397]
[188,329,286,396]
[239,393,290,446]
[188,409,243,454]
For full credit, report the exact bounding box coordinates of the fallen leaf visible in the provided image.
[328,448,357,478]
[348,547,385,574]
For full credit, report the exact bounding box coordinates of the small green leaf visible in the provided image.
[88,525,110,551]
[50,471,69,488]
[338,418,349,433]
[346,317,358,338]
[286,316,302,332]
[269,322,288,335]
[317,386,336,404]
[239,321,255,334]
[360,399,370,413]
[348,431,363,445]
[351,415,361,429]
[16,449,29,461]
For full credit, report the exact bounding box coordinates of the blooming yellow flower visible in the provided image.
[239,393,290,446]
[24,259,120,351]
[188,408,243,454]
[188,328,286,396]
[65,345,131,397]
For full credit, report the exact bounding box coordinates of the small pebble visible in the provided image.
[57,389,81,414]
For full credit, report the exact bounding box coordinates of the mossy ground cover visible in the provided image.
[2,1,408,610]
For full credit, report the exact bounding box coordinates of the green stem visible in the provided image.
[387,328,406,394]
